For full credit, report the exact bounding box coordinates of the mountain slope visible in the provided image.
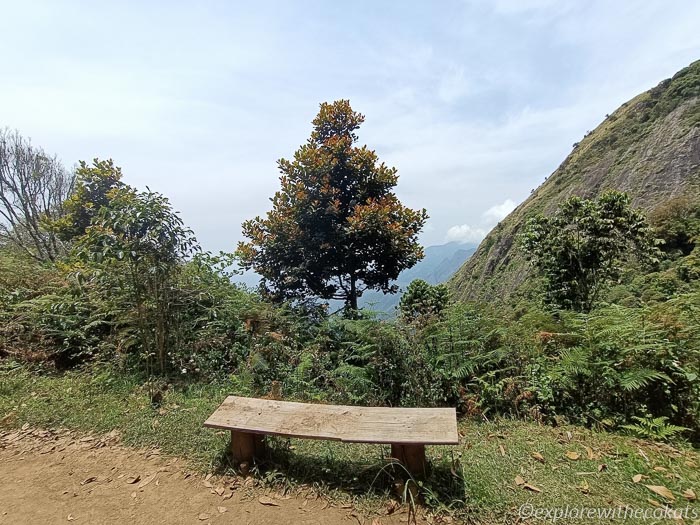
[450,60,700,303]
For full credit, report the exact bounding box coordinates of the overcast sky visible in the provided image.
[2,0,699,251]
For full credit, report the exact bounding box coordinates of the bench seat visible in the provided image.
[204,396,459,476]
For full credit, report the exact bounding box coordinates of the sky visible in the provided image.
[2,0,700,252]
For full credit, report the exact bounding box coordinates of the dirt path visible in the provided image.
[0,427,423,525]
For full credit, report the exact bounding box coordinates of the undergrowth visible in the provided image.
[1,365,699,523]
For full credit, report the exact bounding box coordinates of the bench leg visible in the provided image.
[391,444,426,478]
[230,431,265,469]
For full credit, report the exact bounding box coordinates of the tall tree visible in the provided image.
[0,129,74,261]
[238,100,427,310]
[75,186,199,373]
[521,191,658,312]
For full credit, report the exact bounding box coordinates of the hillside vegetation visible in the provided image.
[450,60,700,304]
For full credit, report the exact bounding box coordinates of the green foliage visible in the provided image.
[539,304,698,432]
[650,196,700,257]
[621,416,689,442]
[521,191,658,311]
[74,186,199,373]
[399,279,449,323]
[75,185,198,268]
[238,100,427,310]
[0,252,111,366]
[2,167,263,375]
[52,158,123,241]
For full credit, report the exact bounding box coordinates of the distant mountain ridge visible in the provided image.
[359,241,476,312]
[449,59,700,303]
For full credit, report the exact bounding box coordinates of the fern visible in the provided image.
[618,369,671,391]
[621,416,688,441]
[557,346,593,376]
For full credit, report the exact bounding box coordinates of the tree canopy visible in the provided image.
[75,185,199,372]
[521,191,658,312]
[238,100,427,310]
[399,279,450,323]
[54,158,123,241]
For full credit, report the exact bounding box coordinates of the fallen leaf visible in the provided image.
[214,487,225,496]
[584,446,596,460]
[565,451,581,460]
[579,480,590,494]
[531,452,545,463]
[598,464,607,472]
[684,460,697,468]
[647,498,663,508]
[137,474,156,490]
[258,496,280,507]
[682,489,696,501]
[21,423,30,431]
[198,513,210,521]
[523,483,542,493]
[632,474,643,483]
[217,506,228,514]
[222,492,233,500]
[645,485,675,501]
[566,431,573,441]
[499,444,506,457]
[80,476,97,486]
[126,475,140,485]
[653,466,667,472]
[515,475,526,486]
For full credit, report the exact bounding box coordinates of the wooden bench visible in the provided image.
[203,396,459,477]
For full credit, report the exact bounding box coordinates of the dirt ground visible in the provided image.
[0,427,424,525]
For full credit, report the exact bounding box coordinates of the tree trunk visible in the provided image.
[349,275,358,311]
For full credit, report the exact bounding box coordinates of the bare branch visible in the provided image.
[0,128,74,260]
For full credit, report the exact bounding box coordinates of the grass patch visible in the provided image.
[1,363,699,523]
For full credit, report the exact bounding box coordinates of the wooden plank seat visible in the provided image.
[204,396,459,477]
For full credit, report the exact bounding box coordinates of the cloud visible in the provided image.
[446,224,487,243]
[445,197,517,243]
[483,198,517,223]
